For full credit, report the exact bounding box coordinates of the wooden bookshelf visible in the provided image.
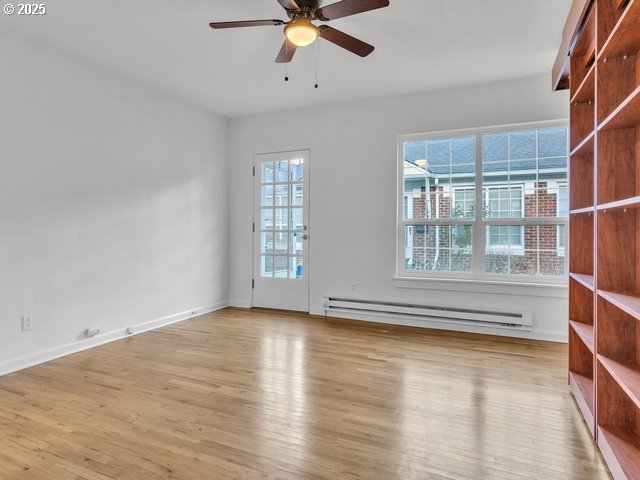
[555,0,640,477]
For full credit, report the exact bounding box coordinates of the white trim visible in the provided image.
[0,301,229,377]
[229,299,253,308]
[316,308,567,343]
[400,119,569,142]
[309,306,326,316]
[401,217,567,226]
[556,182,568,256]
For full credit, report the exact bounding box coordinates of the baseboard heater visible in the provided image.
[321,297,533,331]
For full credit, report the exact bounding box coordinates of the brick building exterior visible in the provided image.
[407,180,565,275]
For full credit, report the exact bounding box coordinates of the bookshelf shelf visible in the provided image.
[570,206,596,214]
[569,212,594,276]
[569,130,594,157]
[570,272,595,290]
[569,372,595,432]
[599,85,640,131]
[598,427,640,480]
[597,196,640,211]
[599,355,640,409]
[598,0,640,60]
[598,290,640,322]
[570,320,595,352]
[570,133,594,211]
[570,63,595,104]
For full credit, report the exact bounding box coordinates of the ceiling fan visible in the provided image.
[209,0,390,63]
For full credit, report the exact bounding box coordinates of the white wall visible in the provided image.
[229,75,571,341]
[0,31,229,369]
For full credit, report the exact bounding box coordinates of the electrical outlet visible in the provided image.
[21,315,32,332]
[351,282,356,292]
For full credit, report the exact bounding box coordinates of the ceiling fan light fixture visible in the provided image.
[285,18,318,47]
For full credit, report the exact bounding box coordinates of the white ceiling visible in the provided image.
[2,0,572,118]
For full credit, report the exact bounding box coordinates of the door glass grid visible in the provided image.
[259,158,304,279]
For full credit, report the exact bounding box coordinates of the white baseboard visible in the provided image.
[310,306,568,343]
[229,299,252,308]
[0,300,229,377]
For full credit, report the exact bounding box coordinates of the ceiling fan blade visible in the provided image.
[276,0,300,10]
[276,39,298,63]
[318,26,374,57]
[209,19,285,29]
[317,0,389,20]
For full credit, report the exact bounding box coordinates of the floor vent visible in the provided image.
[321,297,533,331]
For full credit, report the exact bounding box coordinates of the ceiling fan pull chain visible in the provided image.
[285,41,289,82]
[314,40,319,89]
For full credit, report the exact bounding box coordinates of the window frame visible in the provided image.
[397,120,569,285]
[556,180,568,257]
[403,194,414,262]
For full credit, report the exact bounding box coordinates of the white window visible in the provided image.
[398,121,569,282]
[556,182,568,256]
[404,195,414,262]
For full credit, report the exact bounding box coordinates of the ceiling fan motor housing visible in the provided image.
[292,0,322,10]
[285,2,322,21]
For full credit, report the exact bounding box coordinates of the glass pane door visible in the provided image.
[253,151,309,311]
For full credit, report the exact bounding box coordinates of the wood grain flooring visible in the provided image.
[0,308,611,480]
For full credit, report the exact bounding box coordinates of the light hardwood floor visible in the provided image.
[0,308,610,480]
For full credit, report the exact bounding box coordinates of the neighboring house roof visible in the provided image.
[403,128,568,176]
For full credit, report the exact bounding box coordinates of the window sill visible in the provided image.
[392,276,568,298]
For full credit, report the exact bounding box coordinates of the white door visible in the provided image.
[253,150,310,311]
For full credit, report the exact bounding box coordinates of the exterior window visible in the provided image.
[399,122,568,282]
[485,186,524,252]
[486,186,523,219]
[488,225,522,247]
[454,188,475,218]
